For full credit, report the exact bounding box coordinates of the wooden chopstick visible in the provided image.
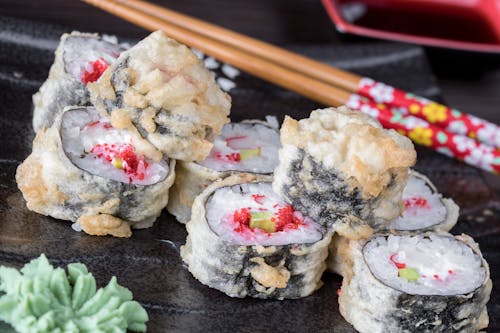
[81,0,500,173]
[81,0,352,106]
[111,0,362,92]
[82,0,500,158]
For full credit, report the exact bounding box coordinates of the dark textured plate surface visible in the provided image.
[0,15,499,332]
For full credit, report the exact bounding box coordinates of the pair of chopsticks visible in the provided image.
[82,0,500,174]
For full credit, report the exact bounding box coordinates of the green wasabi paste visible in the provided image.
[0,254,148,333]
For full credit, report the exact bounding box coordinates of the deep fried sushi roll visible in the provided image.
[181,174,332,299]
[327,170,459,275]
[167,117,280,223]
[273,106,416,235]
[338,233,491,333]
[17,106,175,237]
[33,32,126,132]
[88,30,231,162]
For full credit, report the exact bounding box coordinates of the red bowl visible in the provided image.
[321,0,500,53]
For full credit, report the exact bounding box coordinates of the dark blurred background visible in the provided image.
[1,0,499,123]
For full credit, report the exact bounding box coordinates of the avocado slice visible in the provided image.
[249,211,275,233]
[112,157,124,169]
[240,148,260,160]
[398,267,420,282]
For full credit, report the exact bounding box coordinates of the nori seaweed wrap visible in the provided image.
[17,106,175,237]
[273,106,416,237]
[181,174,333,299]
[338,233,491,333]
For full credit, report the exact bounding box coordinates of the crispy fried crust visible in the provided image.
[180,174,332,299]
[338,233,491,333]
[273,107,415,231]
[89,31,231,162]
[279,107,416,198]
[17,107,176,237]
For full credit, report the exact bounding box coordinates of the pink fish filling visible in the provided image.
[206,182,324,246]
[230,204,305,235]
[88,141,148,183]
[62,108,169,186]
[81,58,109,84]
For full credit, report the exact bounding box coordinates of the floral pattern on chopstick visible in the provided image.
[346,94,500,174]
[356,78,500,149]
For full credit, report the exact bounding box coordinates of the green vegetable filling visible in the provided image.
[0,254,148,333]
[249,211,275,233]
[240,148,260,160]
[112,157,124,170]
[398,267,420,282]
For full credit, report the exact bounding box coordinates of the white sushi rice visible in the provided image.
[363,234,486,296]
[206,182,324,246]
[61,108,169,186]
[387,176,447,230]
[199,122,280,173]
[63,36,123,82]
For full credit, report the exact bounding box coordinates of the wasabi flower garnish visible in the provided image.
[0,254,148,333]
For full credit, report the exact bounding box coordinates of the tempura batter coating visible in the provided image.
[89,31,231,162]
[17,107,175,238]
[273,106,416,233]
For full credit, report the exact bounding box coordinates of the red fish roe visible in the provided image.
[86,120,112,129]
[89,143,149,182]
[404,197,429,209]
[231,204,304,234]
[448,270,454,274]
[252,194,266,205]
[389,253,406,269]
[214,151,241,163]
[433,274,440,280]
[81,58,109,84]
[233,208,251,233]
[274,205,304,232]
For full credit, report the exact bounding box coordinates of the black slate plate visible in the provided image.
[0,15,499,333]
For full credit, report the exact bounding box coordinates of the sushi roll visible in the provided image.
[273,106,416,235]
[167,117,280,223]
[327,170,459,275]
[338,233,491,333]
[88,30,231,162]
[33,32,126,132]
[180,174,332,299]
[16,106,175,238]
[384,170,459,233]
